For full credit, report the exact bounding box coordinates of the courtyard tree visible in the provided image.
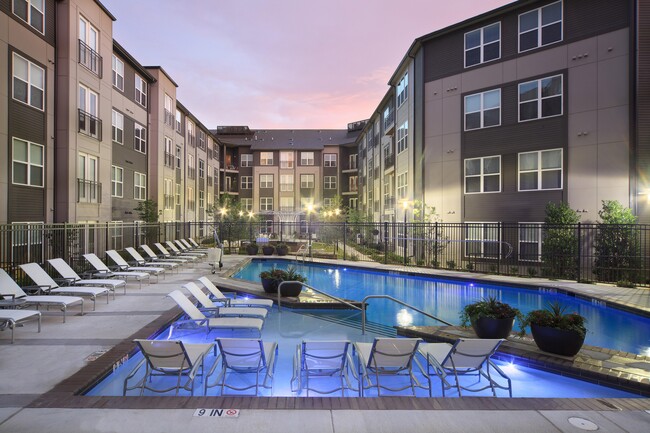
[134,199,160,244]
[412,200,448,267]
[542,202,580,279]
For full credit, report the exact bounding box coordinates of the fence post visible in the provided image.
[384,221,389,265]
[497,222,502,274]
[343,221,347,260]
[577,222,582,282]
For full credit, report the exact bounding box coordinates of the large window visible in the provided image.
[260,174,273,189]
[12,53,44,110]
[260,152,273,166]
[466,222,500,258]
[241,176,252,189]
[464,89,500,130]
[241,154,253,167]
[164,94,174,126]
[175,110,182,134]
[324,154,337,167]
[77,153,99,203]
[324,176,337,189]
[12,138,44,187]
[260,197,273,211]
[79,84,99,139]
[519,75,562,121]
[349,176,358,192]
[300,174,314,189]
[79,16,100,75]
[187,186,195,211]
[280,174,294,191]
[465,156,501,193]
[13,0,45,33]
[163,179,173,209]
[111,109,123,144]
[397,121,408,154]
[135,74,147,107]
[518,149,562,191]
[111,165,123,197]
[199,190,204,209]
[397,172,408,200]
[241,198,252,212]
[134,172,146,200]
[111,55,124,90]
[300,152,314,166]
[519,1,562,52]
[134,123,146,153]
[280,196,294,211]
[519,223,543,261]
[280,151,294,168]
[465,22,500,67]
[164,136,173,167]
[175,183,181,207]
[397,73,408,107]
[349,154,357,170]
[187,154,195,179]
[198,159,205,179]
[175,145,182,169]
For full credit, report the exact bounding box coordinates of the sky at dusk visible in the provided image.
[102,0,513,129]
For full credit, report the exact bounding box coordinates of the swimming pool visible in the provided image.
[234,259,650,355]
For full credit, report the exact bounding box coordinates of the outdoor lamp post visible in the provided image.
[402,200,409,266]
[306,203,315,257]
[247,211,254,242]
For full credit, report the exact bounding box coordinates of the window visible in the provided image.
[77,153,99,203]
[241,176,252,189]
[135,74,147,107]
[397,172,408,200]
[111,55,124,90]
[280,196,294,211]
[164,136,173,167]
[466,222,500,258]
[163,179,173,209]
[134,172,146,200]
[465,22,500,67]
[13,0,44,33]
[300,152,314,166]
[464,89,501,130]
[280,174,294,192]
[260,197,273,211]
[175,110,182,134]
[241,154,253,167]
[349,154,357,170]
[79,16,100,75]
[12,138,43,187]
[175,183,181,207]
[323,198,333,208]
[164,94,174,126]
[397,121,408,154]
[187,186,194,211]
[324,154,337,167]
[134,123,146,153]
[241,198,252,212]
[111,165,123,197]
[199,190,204,209]
[198,159,205,178]
[260,174,273,189]
[260,152,273,165]
[349,176,358,192]
[79,84,100,139]
[111,110,123,144]
[519,223,542,261]
[280,151,294,168]
[349,198,358,209]
[187,154,195,179]
[12,53,44,110]
[324,176,337,189]
[519,1,562,52]
[518,149,562,191]
[397,73,408,107]
[519,75,562,121]
[175,145,182,169]
[300,174,314,189]
[465,156,501,193]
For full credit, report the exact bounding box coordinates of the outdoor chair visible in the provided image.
[182,282,268,320]
[154,243,194,263]
[140,244,188,264]
[291,340,357,396]
[83,253,151,289]
[47,258,128,295]
[174,240,207,256]
[167,290,264,336]
[0,269,84,322]
[123,339,217,396]
[125,247,179,272]
[181,239,208,252]
[418,338,512,397]
[354,337,426,397]
[105,250,166,281]
[0,309,41,343]
[20,262,112,310]
[197,276,273,309]
[164,241,203,261]
[206,338,277,396]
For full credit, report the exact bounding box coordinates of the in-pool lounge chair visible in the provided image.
[182,282,268,320]
[154,243,194,263]
[0,269,84,322]
[83,253,150,289]
[125,247,179,272]
[20,262,112,310]
[291,340,357,396]
[48,258,128,295]
[197,276,273,309]
[140,245,188,265]
[105,250,166,281]
[206,338,277,396]
[123,339,217,396]
[354,337,426,397]
[418,338,512,397]
[0,309,41,343]
[167,290,264,336]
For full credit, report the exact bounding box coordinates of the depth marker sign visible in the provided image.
[193,409,240,418]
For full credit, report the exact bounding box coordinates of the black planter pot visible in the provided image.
[530,324,585,356]
[470,317,515,339]
[276,245,289,256]
[262,245,275,256]
[278,281,303,297]
[246,245,259,255]
[261,278,278,294]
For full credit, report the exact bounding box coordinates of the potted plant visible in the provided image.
[262,244,275,256]
[275,243,289,256]
[246,242,259,255]
[259,266,306,296]
[259,267,283,293]
[521,302,587,356]
[460,296,522,339]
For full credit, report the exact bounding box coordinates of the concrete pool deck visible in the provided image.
[1,255,649,432]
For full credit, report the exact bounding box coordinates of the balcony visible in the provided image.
[207,176,213,187]
[164,109,174,127]
[384,153,395,170]
[187,134,196,147]
[78,40,102,77]
[78,109,102,140]
[77,179,101,203]
[187,168,196,180]
[163,194,175,209]
[383,109,395,135]
[384,197,395,210]
[164,152,174,168]
[175,120,183,135]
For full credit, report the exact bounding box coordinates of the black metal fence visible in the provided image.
[1,221,649,287]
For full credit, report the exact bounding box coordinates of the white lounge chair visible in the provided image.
[48,258,128,295]
[105,250,166,281]
[123,339,217,396]
[167,290,264,336]
[181,239,208,252]
[139,245,187,265]
[83,254,150,289]
[182,282,268,320]
[163,241,202,261]
[291,340,357,396]
[125,247,179,272]
[206,338,277,395]
[418,338,512,397]
[174,240,207,256]
[354,337,426,397]
[0,309,41,343]
[0,269,84,322]
[153,243,193,263]
[20,262,112,310]
[197,276,273,309]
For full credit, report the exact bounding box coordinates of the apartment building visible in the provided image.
[358,0,649,229]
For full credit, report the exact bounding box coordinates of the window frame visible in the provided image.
[464,89,501,131]
[134,73,147,107]
[260,152,274,166]
[134,172,146,201]
[518,74,563,122]
[260,197,273,212]
[464,155,501,194]
[111,109,123,144]
[300,174,315,189]
[12,137,44,187]
[12,52,45,111]
[241,176,253,189]
[111,165,123,198]
[198,159,205,179]
[397,121,408,154]
[397,172,408,200]
[300,152,314,166]
[12,0,45,34]
[134,122,146,154]
[260,174,274,189]
[518,0,563,53]
[241,198,253,212]
[280,174,294,192]
[111,54,124,91]
[518,148,563,191]
[324,153,337,167]
[241,154,253,167]
[324,176,337,190]
[280,151,294,168]
[397,73,408,107]
[518,222,543,262]
[464,22,501,68]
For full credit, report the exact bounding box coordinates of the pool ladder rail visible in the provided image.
[277,283,452,334]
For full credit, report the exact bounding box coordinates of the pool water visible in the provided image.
[234,260,650,355]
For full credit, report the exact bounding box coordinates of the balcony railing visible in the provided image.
[78,109,102,140]
[187,201,196,212]
[164,152,174,167]
[383,109,395,133]
[77,179,101,203]
[384,153,395,169]
[207,176,213,187]
[187,134,196,147]
[163,194,175,209]
[164,109,174,127]
[187,168,196,179]
[384,197,395,209]
[78,40,102,77]
[175,120,183,135]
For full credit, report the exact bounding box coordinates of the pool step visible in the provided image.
[295,311,397,337]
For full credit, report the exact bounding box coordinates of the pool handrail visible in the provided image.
[361,295,453,334]
[277,282,362,312]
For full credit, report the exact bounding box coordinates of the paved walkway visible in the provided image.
[1,255,649,432]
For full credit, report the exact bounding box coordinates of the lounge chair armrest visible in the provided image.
[110,264,128,271]
[22,284,49,295]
